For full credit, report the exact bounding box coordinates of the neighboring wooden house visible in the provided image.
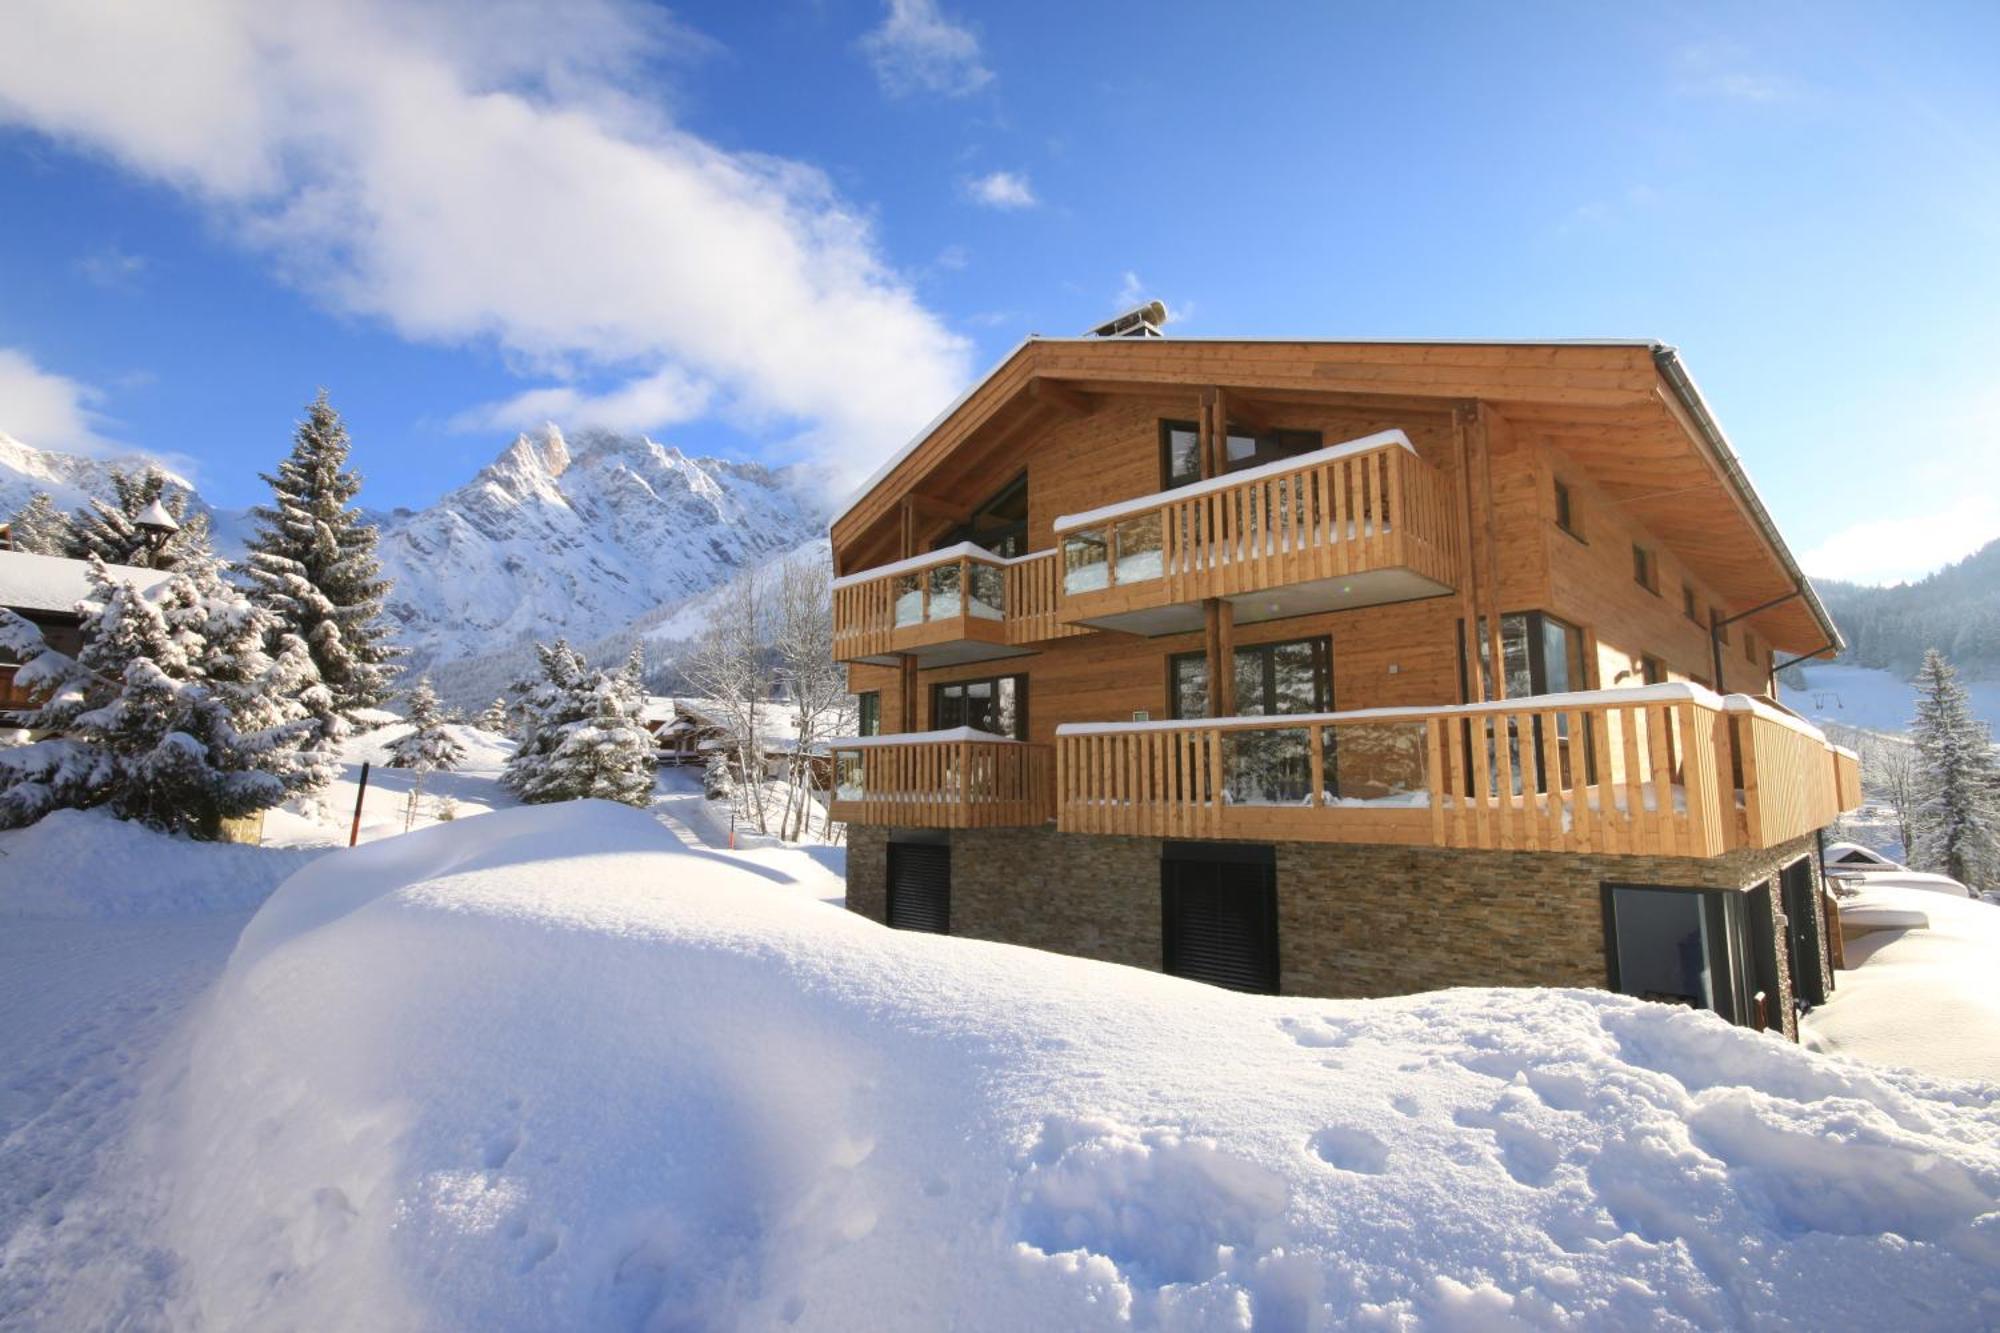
[649,697,837,789]
[0,547,173,718]
[826,329,1861,1037]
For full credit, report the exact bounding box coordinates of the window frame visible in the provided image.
[1553,477,1584,541]
[856,691,881,737]
[929,672,1030,740]
[933,471,1028,559]
[1639,654,1667,686]
[1682,584,1701,624]
[1632,543,1659,594]
[1158,418,1325,491]
[1167,635,1334,720]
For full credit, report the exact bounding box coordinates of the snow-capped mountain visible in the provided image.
[377,426,826,667]
[0,425,830,678]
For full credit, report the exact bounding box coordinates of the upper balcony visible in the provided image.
[1051,430,1460,635]
[831,544,1087,666]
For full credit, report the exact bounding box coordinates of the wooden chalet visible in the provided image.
[826,321,1860,1036]
[0,547,174,717]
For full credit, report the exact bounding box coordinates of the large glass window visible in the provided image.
[1604,885,1776,1029]
[856,692,880,737]
[936,473,1028,558]
[1463,612,1593,792]
[931,674,1027,740]
[1159,420,1324,490]
[1170,636,1332,719]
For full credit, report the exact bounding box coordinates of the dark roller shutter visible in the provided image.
[1161,845,1278,994]
[887,842,951,934]
[1781,859,1826,1008]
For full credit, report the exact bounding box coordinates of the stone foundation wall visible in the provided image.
[842,824,1825,1038]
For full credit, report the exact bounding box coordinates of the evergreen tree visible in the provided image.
[476,697,512,736]
[500,638,654,807]
[1908,648,2000,886]
[386,677,463,772]
[7,491,72,555]
[245,391,399,720]
[0,554,343,837]
[65,466,189,568]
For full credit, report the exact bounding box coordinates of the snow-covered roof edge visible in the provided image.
[0,550,176,616]
[1052,429,1415,533]
[828,540,1043,591]
[1720,692,1829,744]
[826,726,1020,748]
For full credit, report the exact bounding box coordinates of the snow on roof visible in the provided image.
[1719,692,1828,744]
[151,801,2000,1327]
[1053,429,1417,532]
[828,540,1036,591]
[133,498,181,531]
[0,549,174,616]
[826,726,1018,748]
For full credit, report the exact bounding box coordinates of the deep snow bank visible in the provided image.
[164,804,2000,1331]
[0,808,322,918]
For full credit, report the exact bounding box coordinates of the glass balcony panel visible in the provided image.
[1224,727,1312,806]
[893,573,924,627]
[1323,723,1428,803]
[835,753,865,801]
[927,562,963,619]
[1113,513,1163,585]
[1063,531,1110,593]
[968,561,1005,620]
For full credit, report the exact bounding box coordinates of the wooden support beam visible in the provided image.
[1028,378,1100,419]
[1451,405,1485,702]
[1470,403,1507,702]
[1197,387,1217,481]
[1203,598,1237,717]
[899,655,919,732]
[898,497,917,560]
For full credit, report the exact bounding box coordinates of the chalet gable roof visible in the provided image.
[0,549,175,619]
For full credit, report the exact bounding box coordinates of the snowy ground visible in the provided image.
[1804,883,2000,1085]
[5,803,1996,1330]
[262,720,520,849]
[1783,661,2000,737]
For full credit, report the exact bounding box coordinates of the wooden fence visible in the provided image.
[829,738,1054,828]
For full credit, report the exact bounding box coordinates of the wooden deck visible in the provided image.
[829,735,1055,828]
[1052,436,1460,633]
[1050,688,1858,856]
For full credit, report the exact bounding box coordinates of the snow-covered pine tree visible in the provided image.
[0,554,343,837]
[386,677,464,772]
[7,491,73,555]
[476,697,512,737]
[1908,648,2000,886]
[65,466,189,568]
[500,639,655,806]
[244,391,399,720]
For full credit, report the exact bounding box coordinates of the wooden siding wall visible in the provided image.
[1534,438,1771,696]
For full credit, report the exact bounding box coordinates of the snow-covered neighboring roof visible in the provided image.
[133,499,181,532]
[0,549,174,616]
[1823,841,1898,869]
[1053,429,1416,532]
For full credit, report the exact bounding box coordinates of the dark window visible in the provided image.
[1834,849,1878,865]
[1683,584,1700,623]
[1640,655,1667,686]
[1633,544,1658,593]
[1744,631,1757,663]
[856,692,881,737]
[1161,843,1279,994]
[1602,883,1781,1029]
[1554,479,1582,539]
[1169,636,1332,719]
[1780,858,1827,1009]
[1160,419,1324,490]
[887,842,950,933]
[931,673,1028,739]
[934,472,1028,558]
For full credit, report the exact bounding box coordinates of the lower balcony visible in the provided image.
[1055,686,1858,856]
[1051,430,1460,636]
[829,729,1054,828]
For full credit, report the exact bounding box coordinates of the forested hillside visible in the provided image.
[1817,539,2000,680]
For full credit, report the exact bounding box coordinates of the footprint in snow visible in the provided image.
[1310,1125,1389,1174]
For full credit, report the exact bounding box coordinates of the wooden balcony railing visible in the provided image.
[1723,697,1847,850]
[828,730,1054,828]
[1057,686,1860,857]
[831,546,1085,663]
[1052,431,1459,623]
[1832,744,1863,814]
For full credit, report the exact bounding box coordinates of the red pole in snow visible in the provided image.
[349,761,371,848]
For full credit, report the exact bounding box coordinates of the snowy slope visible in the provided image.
[148,803,2000,1331]
[1782,662,2000,737]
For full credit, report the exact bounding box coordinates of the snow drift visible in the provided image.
[162,804,2000,1330]
[0,809,322,918]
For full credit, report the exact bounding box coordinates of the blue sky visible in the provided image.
[1,1,1996,583]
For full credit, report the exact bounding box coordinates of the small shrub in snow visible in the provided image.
[0,553,344,838]
[501,640,655,808]
[385,677,463,773]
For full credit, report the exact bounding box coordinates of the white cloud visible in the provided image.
[0,0,973,484]
[0,347,122,455]
[450,366,713,436]
[76,245,147,290]
[1801,497,2000,586]
[965,170,1036,210]
[859,0,993,98]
